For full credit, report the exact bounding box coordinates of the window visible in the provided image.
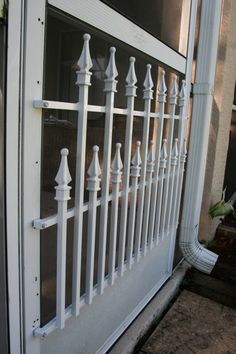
[102,0,191,56]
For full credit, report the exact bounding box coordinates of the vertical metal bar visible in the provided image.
[55,149,72,329]
[72,34,93,316]
[148,70,166,247]
[172,81,187,227]
[159,76,178,240]
[134,64,153,262]
[153,140,168,245]
[174,139,187,226]
[126,141,142,269]
[98,47,118,295]
[86,146,101,304]
[142,141,155,255]
[166,139,178,233]
[109,144,123,284]
[118,57,137,276]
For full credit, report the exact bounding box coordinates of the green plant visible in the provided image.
[209,189,236,219]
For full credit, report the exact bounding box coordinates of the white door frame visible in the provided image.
[6,0,198,353]
[6,0,24,353]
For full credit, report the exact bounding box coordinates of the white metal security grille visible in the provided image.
[32,33,188,338]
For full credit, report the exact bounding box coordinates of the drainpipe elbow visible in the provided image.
[179,228,218,274]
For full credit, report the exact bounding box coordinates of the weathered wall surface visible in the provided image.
[199,0,236,241]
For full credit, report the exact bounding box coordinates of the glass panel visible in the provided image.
[102,0,191,56]
[40,8,183,325]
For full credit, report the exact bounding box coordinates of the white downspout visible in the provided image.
[179,0,222,274]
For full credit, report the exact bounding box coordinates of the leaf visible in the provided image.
[209,202,234,218]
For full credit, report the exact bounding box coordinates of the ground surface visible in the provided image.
[138,290,236,354]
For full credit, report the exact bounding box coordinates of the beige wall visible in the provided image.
[199,0,236,241]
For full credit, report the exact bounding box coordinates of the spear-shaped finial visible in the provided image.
[77,34,93,72]
[158,70,167,103]
[180,139,187,164]
[130,141,142,178]
[159,70,167,94]
[170,75,178,105]
[105,47,118,80]
[104,47,118,92]
[171,138,179,164]
[55,149,72,202]
[179,80,186,106]
[160,139,168,169]
[131,141,142,167]
[147,140,155,173]
[111,143,123,183]
[126,57,137,86]
[87,146,101,192]
[143,64,153,100]
[111,143,123,172]
[161,139,168,160]
[76,34,93,86]
[87,145,101,178]
[55,149,72,187]
[147,140,155,163]
[126,57,137,97]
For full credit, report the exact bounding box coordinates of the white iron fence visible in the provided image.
[33,33,188,337]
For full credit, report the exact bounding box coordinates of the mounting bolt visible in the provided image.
[43,101,49,108]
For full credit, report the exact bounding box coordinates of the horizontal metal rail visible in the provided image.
[33,99,179,119]
[33,171,179,230]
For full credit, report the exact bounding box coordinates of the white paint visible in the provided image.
[86,146,101,304]
[6,0,23,352]
[21,1,46,353]
[55,149,72,328]
[118,57,137,276]
[142,140,155,255]
[49,0,186,73]
[33,99,179,119]
[126,142,142,269]
[180,0,222,273]
[134,65,153,262]
[109,144,123,285]
[166,0,199,274]
[159,76,178,240]
[153,140,167,245]
[17,0,200,352]
[148,71,166,246]
[97,47,118,295]
[72,34,93,316]
[166,139,179,232]
[40,239,172,354]
[172,82,187,228]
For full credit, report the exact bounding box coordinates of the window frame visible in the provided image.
[49,0,187,73]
